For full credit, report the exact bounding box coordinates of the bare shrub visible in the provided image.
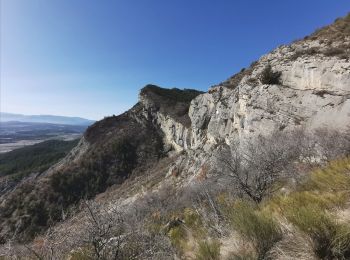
[188,182,228,237]
[313,127,350,161]
[218,127,350,203]
[218,131,300,203]
[78,201,125,259]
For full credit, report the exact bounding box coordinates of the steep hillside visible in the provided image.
[0,13,350,260]
[0,86,203,243]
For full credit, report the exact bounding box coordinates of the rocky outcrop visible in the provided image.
[139,85,203,152]
[136,46,349,179]
[135,29,349,154]
[280,58,350,94]
[187,42,350,150]
[152,16,350,181]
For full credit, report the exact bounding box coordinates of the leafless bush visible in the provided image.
[81,201,125,259]
[218,127,350,203]
[189,182,228,237]
[313,127,350,161]
[79,200,174,259]
[218,131,301,203]
[0,225,77,260]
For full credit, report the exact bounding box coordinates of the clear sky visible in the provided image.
[1,0,349,120]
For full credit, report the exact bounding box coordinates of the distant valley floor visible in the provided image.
[0,121,87,153]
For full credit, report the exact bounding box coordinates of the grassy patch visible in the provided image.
[228,200,282,259]
[195,240,221,260]
[183,208,206,238]
[227,251,256,260]
[310,13,350,42]
[306,158,350,192]
[265,157,350,258]
[168,225,187,251]
[284,204,350,258]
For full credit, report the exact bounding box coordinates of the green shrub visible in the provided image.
[168,226,187,250]
[259,65,281,85]
[229,201,282,258]
[195,240,221,260]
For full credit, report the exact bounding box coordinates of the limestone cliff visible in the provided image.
[136,14,350,182]
[152,19,350,153]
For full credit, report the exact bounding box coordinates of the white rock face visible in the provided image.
[280,59,350,95]
[189,83,349,148]
[153,112,191,152]
[137,39,350,180]
[187,42,350,150]
[138,92,192,152]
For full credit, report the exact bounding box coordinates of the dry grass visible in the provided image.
[310,13,350,42]
[195,240,221,260]
[265,157,350,259]
[306,158,350,192]
[220,158,350,258]
[226,200,282,259]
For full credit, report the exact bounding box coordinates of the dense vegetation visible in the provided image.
[0,139,79,180]
[50,137,139,205]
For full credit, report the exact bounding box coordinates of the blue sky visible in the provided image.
[1,0,349,120]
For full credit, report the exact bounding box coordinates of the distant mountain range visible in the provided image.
[0,112,95,126]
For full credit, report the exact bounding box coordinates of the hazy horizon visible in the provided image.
[1,0,349,120]
[0,111,95,121]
